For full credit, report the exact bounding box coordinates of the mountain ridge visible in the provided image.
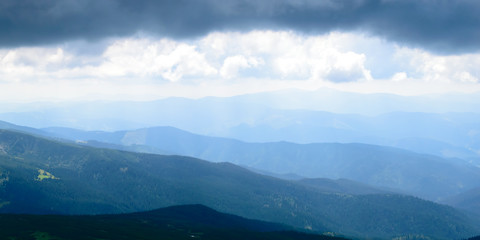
[0,129,478,239]
[41,125,480,201]
[1,93,479,162]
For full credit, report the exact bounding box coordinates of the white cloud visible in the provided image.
[201,31,373,82]
[0,31,376,85]
[97,38,217,82]
[0,47,74,83]
[392,72,408,82]
[394,47,480,84]
[0,31,479,101]
[220,55,263,79]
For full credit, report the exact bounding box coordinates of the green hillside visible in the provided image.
[43,126,480,201]
[0,130,478,239]
[0,204,347,240]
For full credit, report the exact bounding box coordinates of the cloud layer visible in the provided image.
[1,31,479,101]
[1,0,479,54]
[0,31,376,84]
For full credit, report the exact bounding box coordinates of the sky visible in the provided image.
[1,0,480,102]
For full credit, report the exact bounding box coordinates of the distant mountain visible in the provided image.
[2,88,480,118]
[442,187,480,216]
[5,119,479,201]
[0,130,478,239]
[296,178,391,195]
[42,126,480,201]
[390,137,480,167]
[0,120,45,136]
[223,111,480,160]
[223,89,480,115]
[245,169,390,195]
[2,95,479,162]
[0,204,347,240]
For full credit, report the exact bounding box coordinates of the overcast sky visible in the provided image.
[1,0,479,101]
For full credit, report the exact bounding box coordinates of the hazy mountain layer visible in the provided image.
[1,90,479,162]
[0,130,477,239]
[43,126,480,201]
[296,178,391,195]
[442,186,480,217]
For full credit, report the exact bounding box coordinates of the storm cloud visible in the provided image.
[1,0,479,54]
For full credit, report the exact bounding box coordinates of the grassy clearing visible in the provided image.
[36,169,59,181]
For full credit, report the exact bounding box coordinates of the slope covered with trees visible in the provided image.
[43,126,480,201]
[0,205,343,240]
[0,130,478,239]
[0,204,349,240]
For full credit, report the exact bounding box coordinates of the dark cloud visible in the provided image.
[1,0,479,54]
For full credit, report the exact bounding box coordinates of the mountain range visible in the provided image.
[2,118,480,218]
[0,129,478,239]
[40,125,480,201]
[1,90,479,164]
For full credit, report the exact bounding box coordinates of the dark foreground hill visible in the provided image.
[0,130,478,239]
[0,204,347,240]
